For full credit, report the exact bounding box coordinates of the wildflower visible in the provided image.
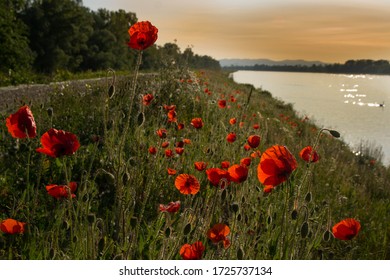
[0,218,26,234]
[247,135,261,148]
[207,223,231,248]
[218,100,227,108]
[183,138,191,145]
[226,132,236,143]
[159,201,181,213]
[46,182,77,199]
[142,94,154,106]
[190,118,204,129]
[165,149,174,158]
[6,105,37,138]
[175,147,184,155]
[163,104,176,111]
[299,146,320,163]
[156,128,167,139]
[167,110,177,123]
[206,168,231,188]
[228,164,248,183]
[332,218,361,240]
[244,144,251,151]
[148,146,157,155]
[127,21,158,50]
[175,141,184,148]
[257,145,297,187]
[229,118,237,125]
[194,161,208,171]
[253,124,260,130]
[240,157,251,166]
[175,174,200,195]
[161,141,169,148]
[177,123,185,130]
[36,128,80,158]
[167,168,177,176]
[180,241,205,260]
[221,161,230,169]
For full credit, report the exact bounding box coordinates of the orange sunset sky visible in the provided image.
[83,0,390,63]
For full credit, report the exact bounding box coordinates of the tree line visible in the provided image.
[223,59,390,75]
[0,0,220,84]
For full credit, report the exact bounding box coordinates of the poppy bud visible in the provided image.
[47,107,53,118]
[108,84,115,99]
[329,130,340,138]
[183,223,192,235]
[300,221,309,238]
[231,202,239,213]
[291,209,298,220]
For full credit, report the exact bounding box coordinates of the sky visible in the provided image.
[82,0,390,63]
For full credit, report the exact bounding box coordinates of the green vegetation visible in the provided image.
[0,0,220,86]
[224,59,390,75]
[1,59,389,259]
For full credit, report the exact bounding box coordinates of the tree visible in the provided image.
[0,0,34,73]
[23,0,93,73]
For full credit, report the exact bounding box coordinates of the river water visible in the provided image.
[233,70,390,165]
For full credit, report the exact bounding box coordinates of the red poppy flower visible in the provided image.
[159,201,181,213]
[207,223,231,248]
[167,110,177,123]
[332,218,361,240]
[0,218,26,234]
[148,146,157,155]
[180,241,205,260]
[191,118,204,129]
[257,145,297,187]
[240,157,251,166]
[36,128,80,158]
[127,21,158,50]
[6,105,37,139]
[175,147,184,155]
[251,150,262,158]
[229,118,237,125]
[177,123,185,130]
[194,161,207,171]
[167,168,177,176]
[183,138,191,145]
[226,132,236,143]
[142,94,154,106]
[156,128,167,139]
[165,149,174,158]
[163,104,176,111]
[161,141,169,148]
[218,100,227,108]
[221,161,230,169]
[46,182,77,199]
[253,123,260,130]
[247,135,261,148]
[299,146,320,163]
[228,164,248,183]
[175,174,200,195]
[206,168,231,188]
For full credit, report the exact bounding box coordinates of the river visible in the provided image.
[233,70,390,165]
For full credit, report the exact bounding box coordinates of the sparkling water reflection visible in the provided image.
[233,71,390,165]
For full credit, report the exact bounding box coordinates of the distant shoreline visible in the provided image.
[222,59,390,76]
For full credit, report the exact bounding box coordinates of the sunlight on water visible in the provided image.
[233,71,390,165]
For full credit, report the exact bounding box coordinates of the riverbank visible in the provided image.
[1,69,389,259]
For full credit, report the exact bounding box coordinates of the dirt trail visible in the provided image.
[0,78,106,113]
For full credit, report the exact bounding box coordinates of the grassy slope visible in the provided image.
[0,66,389,259]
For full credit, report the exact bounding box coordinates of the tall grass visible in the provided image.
[1,59,389,259]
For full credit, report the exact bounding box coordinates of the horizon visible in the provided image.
[82,0,390,64]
